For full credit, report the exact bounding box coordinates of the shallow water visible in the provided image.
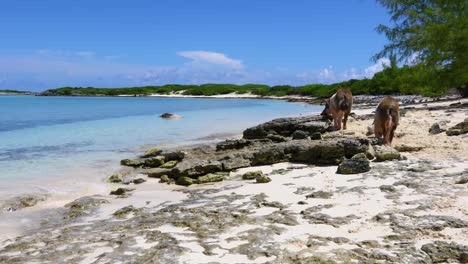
[0,95,320,197]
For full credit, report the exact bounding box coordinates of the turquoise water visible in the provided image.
[0,95,320,196]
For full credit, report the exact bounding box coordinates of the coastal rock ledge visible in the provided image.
[119,115,380,186]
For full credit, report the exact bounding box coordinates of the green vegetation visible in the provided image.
[40,62,453,98]
[375,0,467,96]
[0,89,33,94]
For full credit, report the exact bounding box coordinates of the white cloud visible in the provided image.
[364,58,390,78]
[0,49,396,91]
[177,51,243,69]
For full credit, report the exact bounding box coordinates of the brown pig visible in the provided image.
[321,88,353,130]
[374,96,400,145]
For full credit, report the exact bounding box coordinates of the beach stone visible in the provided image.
[160,160,177,169]
[142,156,165,167]
[242,171,263,180]
[107,174,123,183]
[306,191,333,199]
[310,132,322,140]
[336,153,370,174]
[394,144,424,152]
[197,173,226,184]
[110,188,133,196]
[421,241,468,263]
[176,176,194,186]
[162,151,185,161]
[292,130,308,139]
[256,174,271,183]
[366,144,375,159]
[455,177,468,184]
[145,168,173,178]
[132,178,146,184]
[216,139,251,151]
[429,123,445,134]
[446,119,468,136]
[366,125,374,136]
[140,148,162,158]
[374,145,401,162]
[159,175,171,184]
[120,159,144,167]
[65,196,109,211]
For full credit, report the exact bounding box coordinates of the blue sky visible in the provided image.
[0,0,391,91]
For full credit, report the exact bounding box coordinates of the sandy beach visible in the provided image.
[0,97,467,263]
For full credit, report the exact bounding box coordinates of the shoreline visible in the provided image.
[1,97,467,263]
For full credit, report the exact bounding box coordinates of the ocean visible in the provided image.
[0,95,320,198]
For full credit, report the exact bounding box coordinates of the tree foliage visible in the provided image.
[375,0,468,90]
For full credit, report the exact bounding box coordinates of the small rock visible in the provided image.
[160,160,178,169]
[394,144,424,152]
[176,176,194,186]
[446,119,468,136]
[429,123,445,135]
[306,191,333,199]
[132,178,146,184]
[366,125,374,136]
[141,148,163,158]
[145,168,173,178]
[242,171,263,180]
[336,153,370,174]
[256,174,271,183]
[110,188,134,196]
[374,145,401,162]
[379,185,397,192]
[298,201,308,205]
[159,175,171,184]
[292,130,309,140]
[142,156,165,167]
[455,177,468,184]
[120,159,144,167]
[107,174,123,183]
[197,173,225,184]
[310,132,322,140]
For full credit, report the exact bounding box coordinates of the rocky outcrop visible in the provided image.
[243,115,331,139]
[122,115,375,186]
[446,119,468,136]
[421,241,468,263]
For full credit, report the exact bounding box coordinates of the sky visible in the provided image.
[0,0,392,91]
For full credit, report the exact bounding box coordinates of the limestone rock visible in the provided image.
[429,123,445,135]
[141,148,162,158]
[446,119,468,136]
[374,145,401,162]
[336,153,370,174]
[160,160,178,169]
[197,173,226,184]
[176,176,194,186]
[242,171,263,180]
[292,130,308,140]
[256,174,271,183]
